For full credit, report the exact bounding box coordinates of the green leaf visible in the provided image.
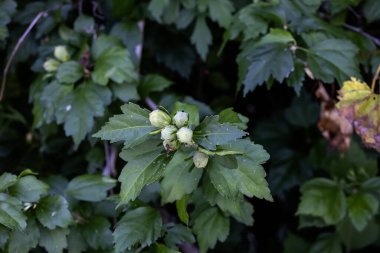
[73,15,95,34]
[0,172,17,191]
[283,233,311,253]
[306,39,360,84]
[0,226,9,250]
[148,0,170,21]
[56,61,83,84]
[202,178,254,226]
[362,177,380,198]
[309,233,342,253]
[192,207,230,253]
[111,82,140,102]
[92,36,137,85]
[119,147,167,205]
[0,193,27,230]
[66,174,116,202]
[207,0,234,28]
[161,151,203,203]
[363,0,380,23]
[92,34,121,59]
[218,108,249,130]
[61,83,111,147]
[39,227,69,253]
[140,74,173,97]
[242,43,294,95]
[8,219,40,253]
[347,192,378,231]
[297,178,347,224]
[155,243,181,253]
[79,216,113,250]
[208,155,272,201]
[176,195,189,225]
[194,116,247,150]
[67,227,88,253]
[35,195,73,229]
[219,139,270,165]
[287,58,305,95]
[172,102,200,127]
[191,16,212,60]
[114,206,162,252]
[164,223,195,249]
[93,103,155,147]
[8,175,49,202]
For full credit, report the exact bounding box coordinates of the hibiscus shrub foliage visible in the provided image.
[1,0,380,253]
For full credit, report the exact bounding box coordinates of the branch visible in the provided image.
[102,141,117,177]
[343,24,380,46]
[0,11,48,102]
[145,97,158,110]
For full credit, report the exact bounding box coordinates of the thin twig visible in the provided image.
[0,11,48,102]
[343,24,380,46]
[145,97,158,110]
[371,64,380,92]
[102,141,117,177]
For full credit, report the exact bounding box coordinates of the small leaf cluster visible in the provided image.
[95,102,272,252]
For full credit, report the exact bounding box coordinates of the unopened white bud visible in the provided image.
[54,45,70,62]
[176,127,193,144]
[193,151,209,168]
[43,58,60,72]
[163,139,179,152]
[161,125,177,141]
[149,109,171,128]
[173,111,189,128]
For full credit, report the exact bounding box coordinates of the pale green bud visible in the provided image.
[193,151,209,168]
[173,111,189,128]
[54,45,70,62]
[161,125,177,141]
[176,127,193,144]
[163,139,179,152]
[149,109,171,128]
[43,58,60,72]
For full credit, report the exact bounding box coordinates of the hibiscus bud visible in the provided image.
[149,109,171,128]
[193,151,209,168]
[173,111,189,128]
[43,58,60,72]
[54,45,70,62]
[163,139,179,152]
[161,125,177,141]
[176,127,193,144]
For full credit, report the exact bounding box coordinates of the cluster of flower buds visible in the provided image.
[43,45,70,72]
[149,109,210,168]
[149,109,193,151]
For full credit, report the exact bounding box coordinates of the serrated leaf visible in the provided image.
[61,83,112,147]
[193,207,230,253]
[161,151,203,203]
[119,148,167,205]
[66,174,116,202]
[155,243,181,253]
[347,192,378,231]
[207,0,234,28]
[56,61,83,84]
[0,193,27,230]
[148,0,170,21]
[79,216,113,250]
[242,43,294,95]
[0,225,9,250]
[8,219,40,253]
[94,103,156,147]
[164,223,195,249]
[297,178,347,225]
[114,206,162,252]
[91,36,137,85]
[39,227,69,253]
[0,172,17,191]
[194,116,247,150]
[309,233,342,253]
[363,0,380,23]
[8,175,49,202]
[307,39,360,84]
[36,195,73,229]
[191,16,212,60]
[140,74,173,97]
[218,108,249,130]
